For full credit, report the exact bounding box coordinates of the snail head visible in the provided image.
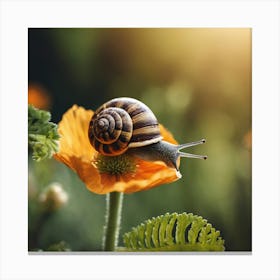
[128,139,207,171]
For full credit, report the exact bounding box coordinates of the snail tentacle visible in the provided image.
[177,139,207,160]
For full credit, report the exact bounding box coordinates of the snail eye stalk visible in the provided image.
[177,139,207,160]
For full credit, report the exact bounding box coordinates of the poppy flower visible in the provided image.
[53,105,181,194]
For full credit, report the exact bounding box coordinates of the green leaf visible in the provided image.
[122,212,225,252]
[28,105,60,161]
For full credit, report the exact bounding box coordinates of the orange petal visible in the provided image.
[54,105,95,167]
[53,105,103,193]
[159,124,178,145]
[74,159,103,194]
[121,159,180,193]
[93,158,180,194]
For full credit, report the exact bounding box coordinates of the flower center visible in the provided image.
[94,153,137,175]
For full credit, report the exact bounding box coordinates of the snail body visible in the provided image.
[88,97,206,170]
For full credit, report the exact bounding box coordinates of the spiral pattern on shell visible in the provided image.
[88,97,162,156]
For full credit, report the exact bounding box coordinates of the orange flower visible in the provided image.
[28,83,51,110]
[54,105,181,194]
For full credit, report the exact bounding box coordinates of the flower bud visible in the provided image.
[39,182,68,211]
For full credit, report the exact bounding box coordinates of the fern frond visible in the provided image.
[122,212,225,251]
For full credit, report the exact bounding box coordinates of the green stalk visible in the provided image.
[103,192,124,251]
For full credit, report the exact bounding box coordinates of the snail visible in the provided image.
[88,97,207,171]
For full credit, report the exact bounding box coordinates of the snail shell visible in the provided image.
[88,97,163,156]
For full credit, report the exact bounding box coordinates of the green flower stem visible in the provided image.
[103,192,124,251]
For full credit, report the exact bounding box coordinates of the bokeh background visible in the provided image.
[28,28,251,251]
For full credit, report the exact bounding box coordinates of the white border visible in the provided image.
[1,0,279,279]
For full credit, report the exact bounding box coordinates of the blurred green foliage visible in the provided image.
[28,105,59,161]
[28,28,251,251]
